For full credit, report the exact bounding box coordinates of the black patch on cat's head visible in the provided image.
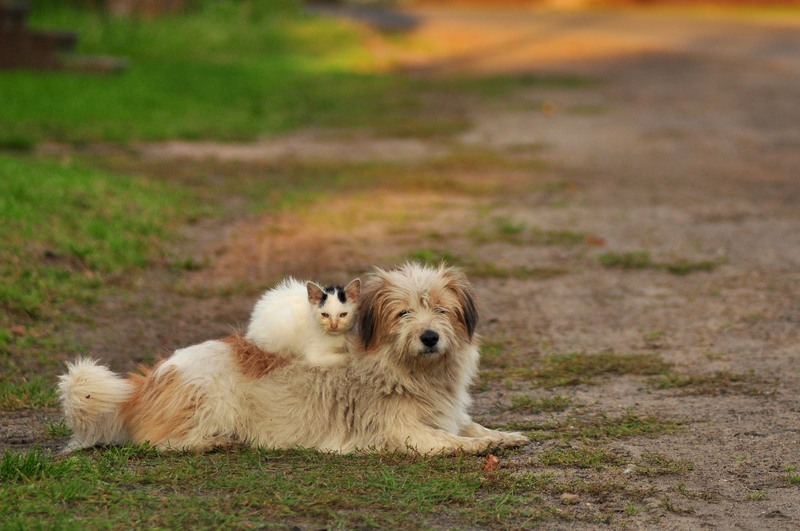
[321,285,347,305]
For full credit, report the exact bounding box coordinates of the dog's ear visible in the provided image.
[357,276,384,351]
[458,286,478,339]
[443,267,478,339]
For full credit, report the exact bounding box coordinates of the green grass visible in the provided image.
[599,251,653,269]
[0,446,549,528]
[652,370,775,396]
[0,154,193,388]
[510,394,573,414]
[407,248,462,267]
[635,453,694,477]
[496,411,682,443]
[1,2,592,146]
[599,251,718,275]
[0,155,188,318]
[4,1,377,144]
[0,375,59,410]
[0,448,75,482]
[469,218,588,247]
[533,352,672,387]
[467,262,569,280]
[480,348,673,386]
[538,446,625,470]
[406,249,568,281]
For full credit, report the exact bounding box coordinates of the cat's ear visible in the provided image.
[344,278,361,301]
[307,282,325,305]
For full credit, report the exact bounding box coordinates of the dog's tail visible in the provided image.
[58,358,133,453]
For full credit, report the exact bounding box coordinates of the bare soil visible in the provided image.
[10,6,800,528]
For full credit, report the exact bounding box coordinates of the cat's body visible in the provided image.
[246,278,360,367]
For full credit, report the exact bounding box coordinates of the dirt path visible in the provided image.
[412,8,800,528]
[11,6,799,528]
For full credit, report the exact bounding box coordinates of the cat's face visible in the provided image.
[307,278,360,335]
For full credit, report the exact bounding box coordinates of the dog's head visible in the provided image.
[358,263,478,361]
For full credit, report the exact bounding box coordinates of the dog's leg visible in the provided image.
[459,421,530,448]
[390,421,505,455]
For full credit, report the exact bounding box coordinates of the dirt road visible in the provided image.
[405,7,800,527]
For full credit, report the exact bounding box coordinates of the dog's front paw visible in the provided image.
[496,431,529,448]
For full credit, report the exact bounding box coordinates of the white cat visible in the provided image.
[245,277,361,367]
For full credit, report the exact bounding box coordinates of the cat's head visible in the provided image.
[306,278,360,335]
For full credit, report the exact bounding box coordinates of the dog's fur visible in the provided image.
[58,263,528,454]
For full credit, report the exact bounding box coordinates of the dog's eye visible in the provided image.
[321,313,330,318]
[434,307,447,315]
[398,309,411,318]
[339,312,348,318]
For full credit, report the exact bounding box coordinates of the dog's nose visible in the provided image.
[420,330,439,347]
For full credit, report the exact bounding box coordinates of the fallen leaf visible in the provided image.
[484,454,500,472]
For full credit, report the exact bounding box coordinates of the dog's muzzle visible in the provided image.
[419,329,440,355]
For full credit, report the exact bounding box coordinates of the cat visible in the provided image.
[245,277,361,368]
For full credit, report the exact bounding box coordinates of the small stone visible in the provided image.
[560,493,580,505]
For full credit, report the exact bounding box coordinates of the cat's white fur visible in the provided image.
[246,277,360,367]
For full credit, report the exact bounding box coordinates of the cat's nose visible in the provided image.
[330,321,339,331]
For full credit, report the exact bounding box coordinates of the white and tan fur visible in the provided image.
[58,263,529,454]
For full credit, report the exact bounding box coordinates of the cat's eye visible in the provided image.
[321,313,330,318]
[339,312,348,318]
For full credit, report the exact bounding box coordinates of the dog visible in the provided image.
[58,263,529,454]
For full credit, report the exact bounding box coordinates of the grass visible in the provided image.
[599,251,718,275]
[467,262,569,280]
[533,351,672,388]
[0,446,554,528]
[566,412,682,441]
[469,217,589,247]
[496,411,682,443]
[0,448,75,482]
[538,446,625,470]
[1,2,592,147]
[510,394,573,414]
[482,351,672,389]
[0,155,188,315]
[4,1,380,144]
[0,376,59,410]
[0,154,194,388]
[674,482,717,501]
[406,248,569,281]
[480,348,674,386]
[635,453,694,477]
[652,370,776,396]
[505,471,656,522]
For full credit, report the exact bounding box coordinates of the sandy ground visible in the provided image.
[408,9,800,527]
[8,6,800,528]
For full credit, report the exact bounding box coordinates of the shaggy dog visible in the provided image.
[59,263,529,454]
